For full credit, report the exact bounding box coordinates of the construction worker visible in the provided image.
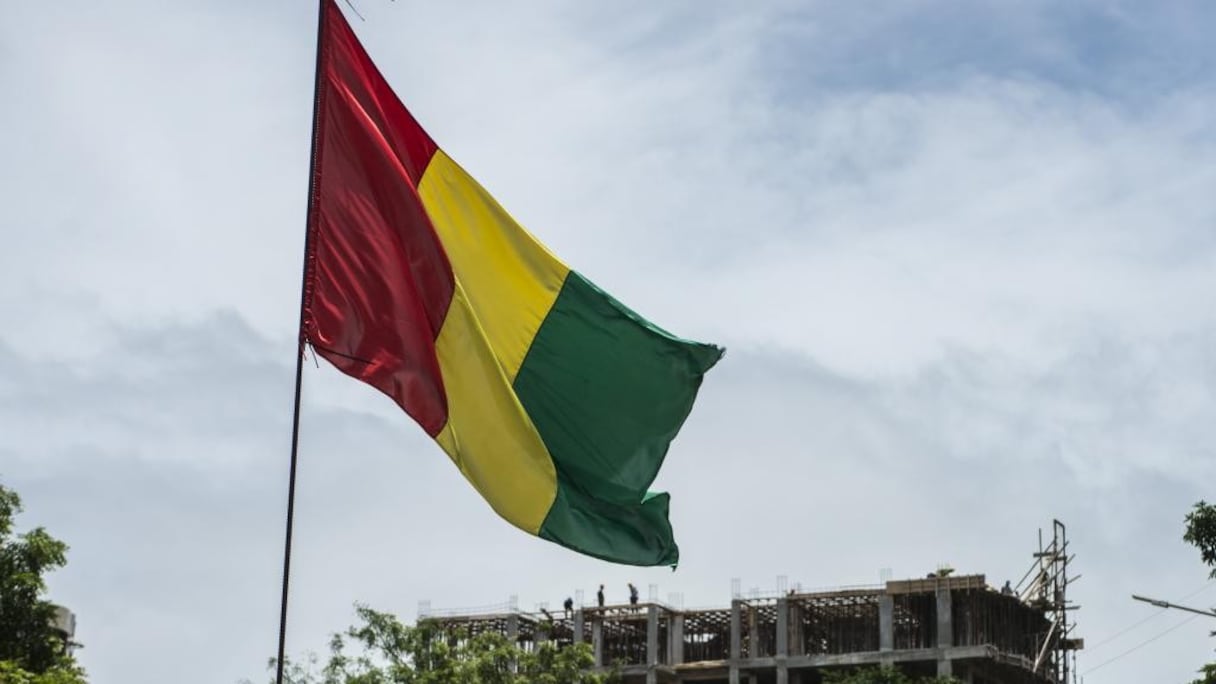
[628,583,639,606]
[564,596,574,616]
[597,584,605,608]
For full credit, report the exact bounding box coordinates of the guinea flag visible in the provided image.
[303,0,722,567]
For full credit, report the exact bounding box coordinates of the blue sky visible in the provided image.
[2,1,1215,683]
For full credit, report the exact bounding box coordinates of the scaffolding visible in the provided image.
[793,588,882,656]
[1014,519,1082,683]
[681,607,732,663]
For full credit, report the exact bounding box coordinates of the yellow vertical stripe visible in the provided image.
[417,150,570,381]
[433,284,557,534]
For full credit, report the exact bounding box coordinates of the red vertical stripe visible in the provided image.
[304,0,453,436]
[321,1,438,183]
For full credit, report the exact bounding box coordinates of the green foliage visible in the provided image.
[823,665,958,684]
[255,605,614,684]
[1192,662,1216,684]
[1185,501,1216,577]
[0,659,87,684]
[0,483,81,682]
[1185,501,1216,684]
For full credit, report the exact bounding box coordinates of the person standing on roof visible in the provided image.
[597,584,605,608]
[628,582,639,607]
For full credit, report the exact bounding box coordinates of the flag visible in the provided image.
[302,0,722,566]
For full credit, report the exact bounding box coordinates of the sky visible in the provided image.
[2,1,1215,682]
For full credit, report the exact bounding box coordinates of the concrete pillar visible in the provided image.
[879,595,894,652]
[647,605,660,666]
[788,601,804,656]
[776,598,789,656]
[730,600,742,659]
[775,597,789,684]
[730,600,742,684]
[748,607,759,658]
[670,614,685,665]
[506,614,519,643]
[936,587,953,648]
[505,613,521,676]
[574,609,585,644]
[592,617,603,667]
[936,586,953,677]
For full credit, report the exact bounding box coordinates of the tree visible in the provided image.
[1184,501,1216,684]
[1192,663,1216,684]
[1185,501,1216,577]
[254,605,614,684]
[823,666,958,684]
[0,483,86,684]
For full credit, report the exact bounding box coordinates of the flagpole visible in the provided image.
[275,1,327,683]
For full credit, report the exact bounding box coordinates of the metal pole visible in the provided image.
[1057,520,1069,684]
[275,2,328,682]
[1131,594,1216,619]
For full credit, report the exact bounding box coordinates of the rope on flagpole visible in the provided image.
[340,0,365,22]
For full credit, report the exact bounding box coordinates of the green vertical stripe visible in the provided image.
[540,489,679,566]
[514,271,723,566]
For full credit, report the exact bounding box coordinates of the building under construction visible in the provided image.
[422,521,1081,684]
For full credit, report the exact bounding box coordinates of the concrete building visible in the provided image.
[424,523,1080,684]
